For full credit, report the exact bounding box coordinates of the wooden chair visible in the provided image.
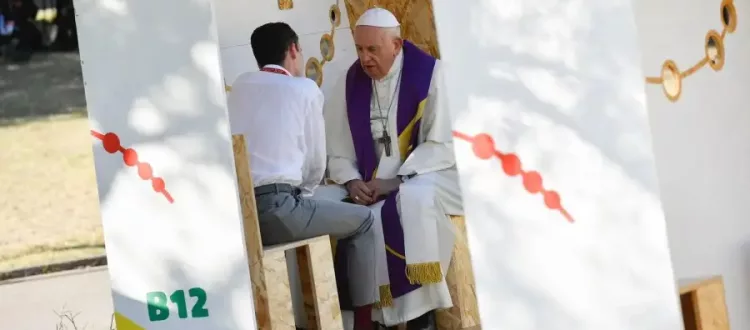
[232,134,344,330]
[678,276,729,330]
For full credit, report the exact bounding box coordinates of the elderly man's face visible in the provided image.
[354,26,402,80]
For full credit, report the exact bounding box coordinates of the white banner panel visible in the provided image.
[74,0,256,328]
[431,0,684,329]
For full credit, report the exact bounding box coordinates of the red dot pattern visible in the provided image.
[91,130,174,204]
[453,131,573,223]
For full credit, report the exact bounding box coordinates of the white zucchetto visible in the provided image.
[355,7,400,28]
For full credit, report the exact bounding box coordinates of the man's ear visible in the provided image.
[289,43,300,60]
[393,38,403,53]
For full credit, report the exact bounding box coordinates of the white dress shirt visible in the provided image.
[227,65,326,195]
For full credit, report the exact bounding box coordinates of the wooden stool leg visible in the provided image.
[680,277,729,330]
[262,250,296,329]
[297,238,343,330]
[436,216,481,330]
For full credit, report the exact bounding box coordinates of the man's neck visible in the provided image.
[263,64,293,76]
[374,49,404,83]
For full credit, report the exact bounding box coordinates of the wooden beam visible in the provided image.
[678,276,729,330]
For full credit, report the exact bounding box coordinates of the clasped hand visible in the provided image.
[346,178,400,205]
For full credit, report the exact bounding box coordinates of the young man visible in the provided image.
[226,22,386,330]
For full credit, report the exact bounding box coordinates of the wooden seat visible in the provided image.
[678,276,729,330]
[233,135,343,330]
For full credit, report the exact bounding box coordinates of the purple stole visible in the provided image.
[334,41,436,309]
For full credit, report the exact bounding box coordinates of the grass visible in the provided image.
[0,113,105,271]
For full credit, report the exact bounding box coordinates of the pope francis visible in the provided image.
[318,7,464,329]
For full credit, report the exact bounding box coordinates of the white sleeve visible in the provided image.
[324,74,362,184]
[300,87,327,195]
[398,60,456,176]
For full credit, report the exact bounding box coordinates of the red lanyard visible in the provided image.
[261,67,290,76]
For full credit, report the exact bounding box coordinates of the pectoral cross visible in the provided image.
[377,131,392,157]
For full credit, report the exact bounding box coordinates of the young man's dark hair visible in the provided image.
[250,22,300,68]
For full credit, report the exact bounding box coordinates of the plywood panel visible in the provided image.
[296,238,343,330]
[436,216,480,329]
[678,277,729,330]
[263,249,296,329]
[344,0,440,58]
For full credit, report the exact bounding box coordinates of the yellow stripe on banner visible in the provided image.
[224,77,232,92]
[114,312,145,330]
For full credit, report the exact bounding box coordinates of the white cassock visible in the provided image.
[317,48,464,327]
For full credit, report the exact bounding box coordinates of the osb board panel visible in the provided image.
[436,216,481,329]
[344,0,441,58]
[262,250,296,329]
[278,0,293,10]
[678,276,729,330]
[296,239,343,330]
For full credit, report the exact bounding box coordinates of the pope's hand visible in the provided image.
[346,179,374,205]
[367,178,400,198]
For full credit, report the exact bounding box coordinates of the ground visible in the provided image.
[0,52,104,271]
[0,268,114,329]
